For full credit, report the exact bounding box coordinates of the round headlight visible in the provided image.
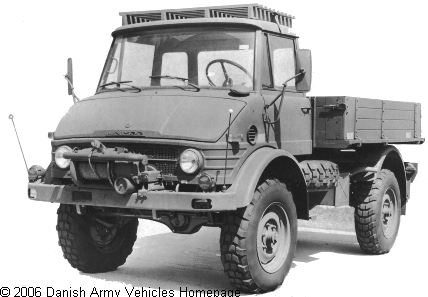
[55,146,72,169]
[179,149,203,174]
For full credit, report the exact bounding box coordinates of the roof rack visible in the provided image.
[120,3,294,28]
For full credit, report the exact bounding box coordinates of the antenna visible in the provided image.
[222,109,233,192]
[9,114,28,171]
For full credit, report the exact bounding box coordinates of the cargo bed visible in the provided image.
[313,96,424,148]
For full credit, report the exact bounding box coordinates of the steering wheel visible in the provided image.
[205,59,252,87]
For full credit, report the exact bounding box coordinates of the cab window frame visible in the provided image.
[261,32,298,92]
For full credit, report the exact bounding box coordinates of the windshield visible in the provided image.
[98,27,255,92]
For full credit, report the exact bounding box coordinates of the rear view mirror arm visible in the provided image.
[263,68,306,124]
[64,74,80,103]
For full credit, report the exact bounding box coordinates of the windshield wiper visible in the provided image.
[149,75,200,91]
[99,81,142,92]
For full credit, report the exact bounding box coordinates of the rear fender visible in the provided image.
[351,145,409,212]
[228,147,308,219]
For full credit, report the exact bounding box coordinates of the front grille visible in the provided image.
[70,143,179,175]
[148,160,177,175]
[128,144,178,160]
[126,144,179,175]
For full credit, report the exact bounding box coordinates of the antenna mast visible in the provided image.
[9,114,28,171]
[222,109,233,191]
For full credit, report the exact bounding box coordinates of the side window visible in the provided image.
[269,35,296,88]
[161,52,188,86]
[261,34,273,88]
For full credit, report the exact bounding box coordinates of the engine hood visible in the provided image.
[54,92,246,142]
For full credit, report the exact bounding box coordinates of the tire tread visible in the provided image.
[56,204,138,273]
[353,170,399,254]
[220,179,291,293]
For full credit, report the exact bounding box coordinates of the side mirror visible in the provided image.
[67,58,73,95]
[296,49,312,92]
[64,58,79,103]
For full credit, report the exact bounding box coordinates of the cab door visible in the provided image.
[261,33,312,155]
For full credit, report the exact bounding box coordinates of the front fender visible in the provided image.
[228,147,306,209]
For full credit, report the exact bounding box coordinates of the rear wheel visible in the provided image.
[354,169,401,254]
[220,179,297,293]
[56,204,138,273]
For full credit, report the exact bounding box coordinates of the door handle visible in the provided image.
[301,107,311,114]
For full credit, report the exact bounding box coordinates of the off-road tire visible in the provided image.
[56,204,138,273]
[354,169,401,254]
[220,179,297,293]
[300,160,339,189]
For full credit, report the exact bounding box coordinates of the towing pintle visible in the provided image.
[120,4,295,27]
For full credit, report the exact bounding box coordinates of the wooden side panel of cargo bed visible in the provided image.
[415,103,422,138]
[315,96,355,141]
[313,96,423,148]
[355,98,383,140]
[382,101,416,140]
[325,97,345,140]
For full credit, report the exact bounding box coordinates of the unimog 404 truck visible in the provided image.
[27,4,424,293]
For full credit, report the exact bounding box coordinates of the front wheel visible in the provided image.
[56,204,138,273]
[220,179,297,293]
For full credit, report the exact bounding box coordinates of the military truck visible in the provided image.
[27,4,424,293]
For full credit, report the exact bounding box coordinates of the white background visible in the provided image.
[1,0,427,296]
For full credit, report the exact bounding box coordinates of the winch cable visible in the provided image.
[106,162,115,187]
[88,149,104,180]
[88,140,107,180]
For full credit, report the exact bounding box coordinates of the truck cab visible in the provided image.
[27,4,423,294]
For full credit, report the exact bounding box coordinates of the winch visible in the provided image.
[63,140,163,195]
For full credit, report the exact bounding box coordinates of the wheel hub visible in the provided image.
[262,222,278,255]
[257,203,291,273]
[90,221,118,248]
[382,199,392,224]
[381,187,398,239]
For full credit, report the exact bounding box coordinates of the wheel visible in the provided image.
[220,179,297,293]
[354,169,401,254]
[205,59,252,87]
[56,204,138,273]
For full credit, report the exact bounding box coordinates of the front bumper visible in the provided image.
[27,183,237,212]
